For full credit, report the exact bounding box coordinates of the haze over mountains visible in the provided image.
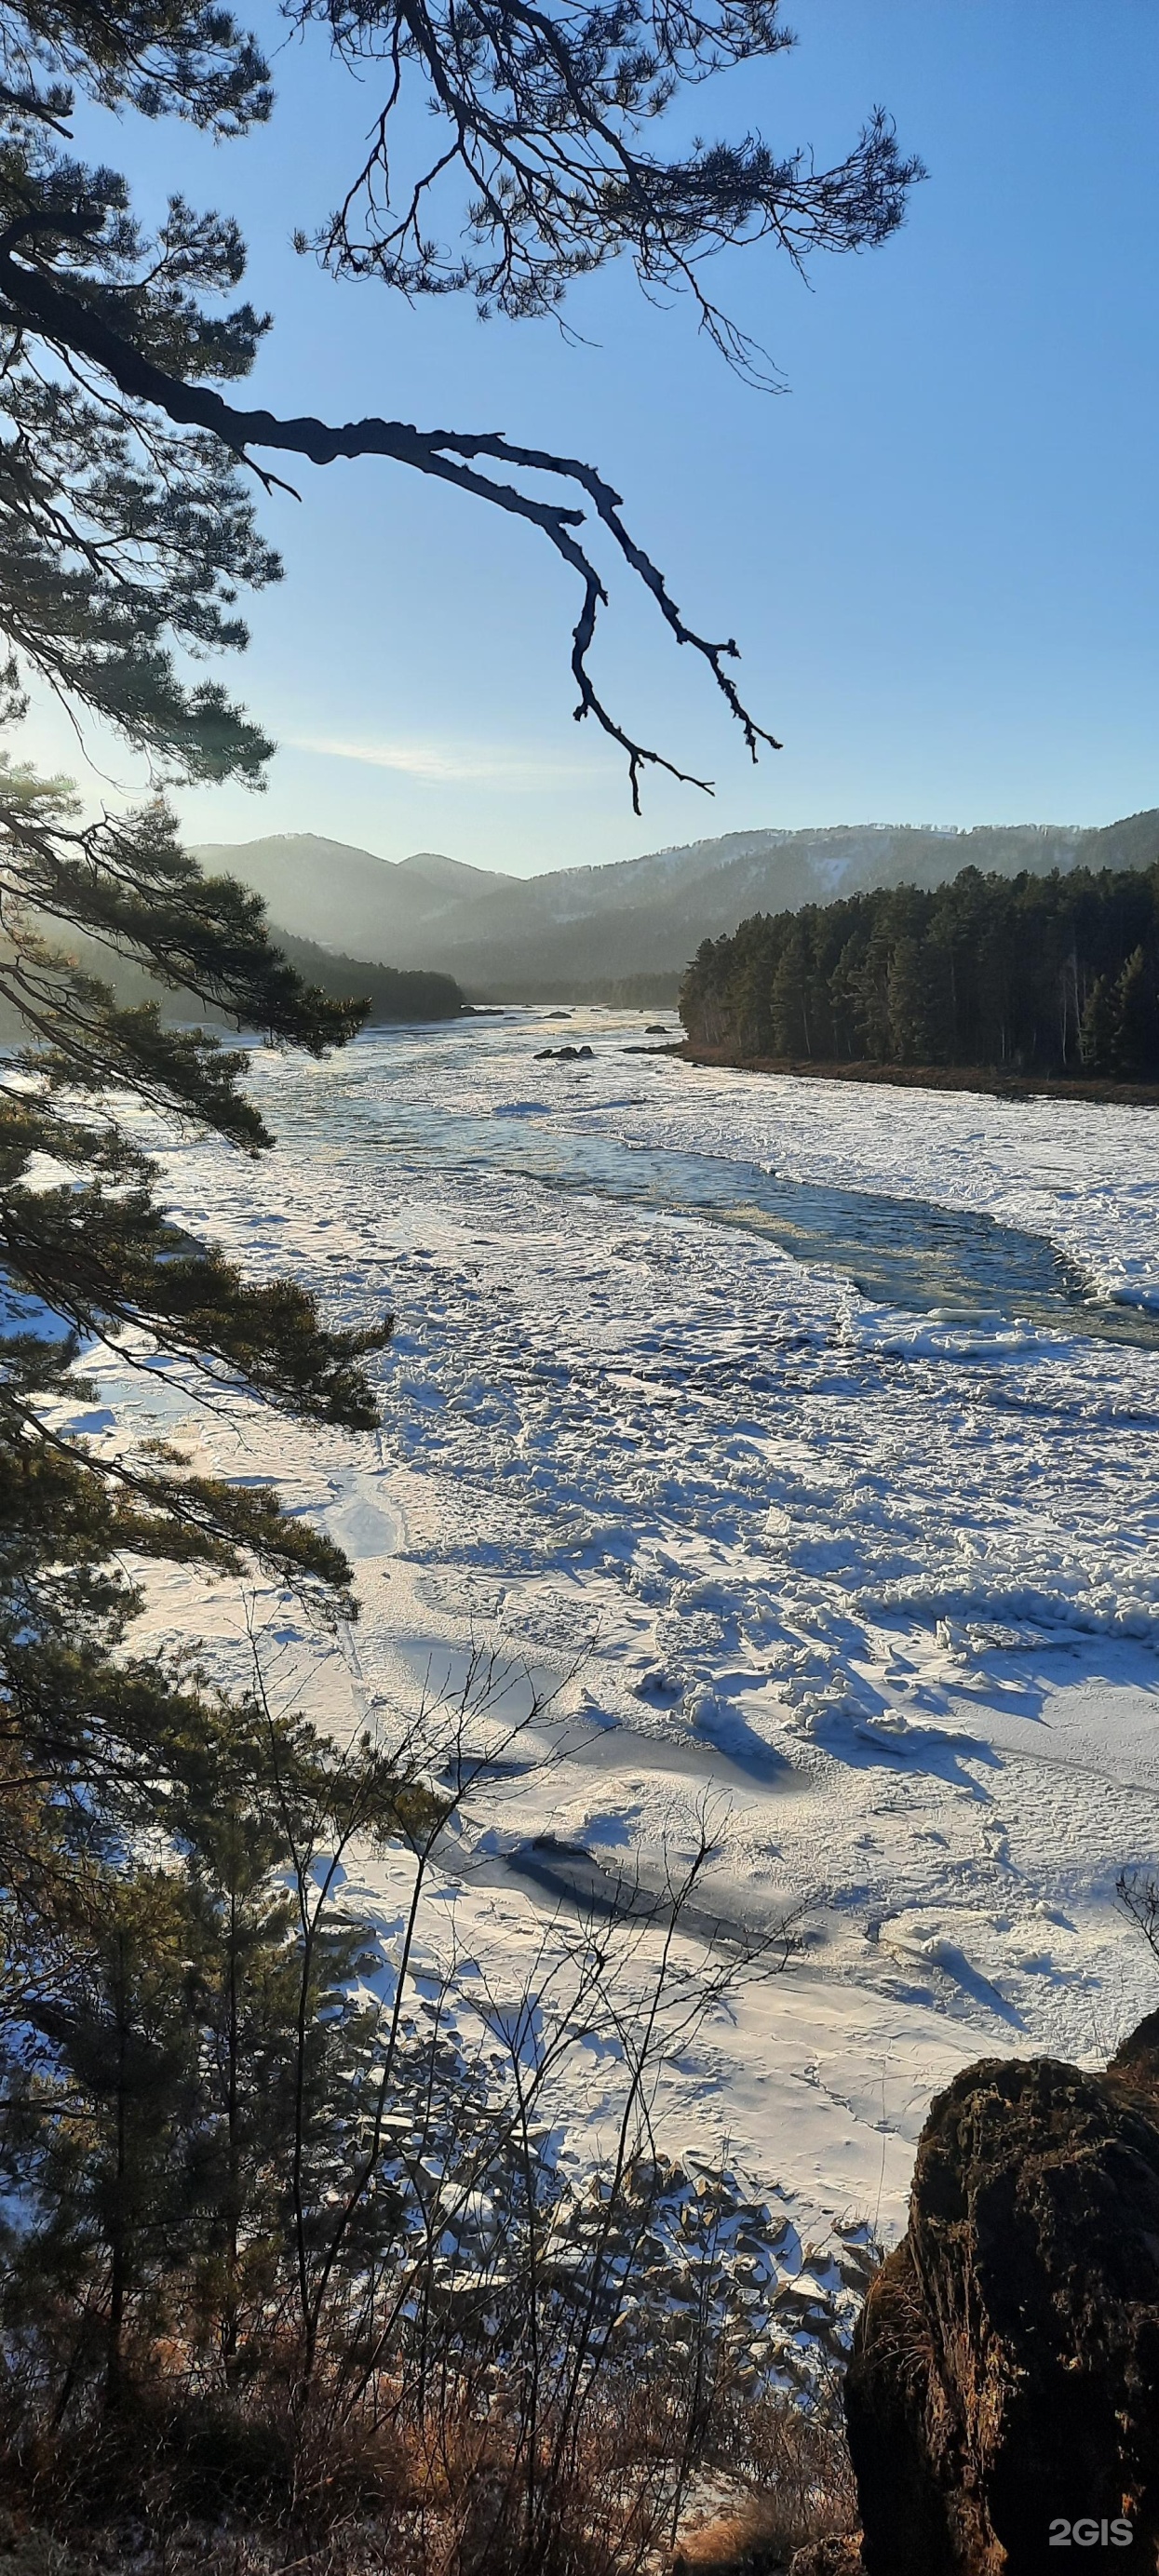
[193,810,1159,1002]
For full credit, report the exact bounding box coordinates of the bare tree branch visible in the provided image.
[0,233,780,808]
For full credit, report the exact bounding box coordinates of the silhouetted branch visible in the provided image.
[0,235,779,808]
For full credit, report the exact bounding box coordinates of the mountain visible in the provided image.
[191,812,1159,1002]
[190,836,519,959]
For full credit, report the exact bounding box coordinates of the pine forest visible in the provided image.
[680,862,1159,1079]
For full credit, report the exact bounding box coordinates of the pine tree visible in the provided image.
[0,1742,425,2416]
[0,16,417,2420]
[851,922,895,1061]
[0,788,395,1970]
[1080,973,1122,1075]
[886,934,932,1064]
[0,1868,204,2400]
[770,927,811,1056]
[1112,946,1159,1078]
[827,933,868,1059]
[182,1796,304,2383]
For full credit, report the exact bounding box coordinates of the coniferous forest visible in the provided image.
[680,860,1159,1079]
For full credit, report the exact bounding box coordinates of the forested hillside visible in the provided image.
[680,861,1159,1078]
[272,930,463,1021]
[0,925,462,1042]
[196,811,1159,1001]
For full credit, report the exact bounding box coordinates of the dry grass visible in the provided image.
[0,2358,860,2576]
[668,2398,856,2576]
[671,2501,789,2573]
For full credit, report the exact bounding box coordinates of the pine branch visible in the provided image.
[0,236,780,810]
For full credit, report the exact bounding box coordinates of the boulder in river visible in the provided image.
[843,2013,1159,2574]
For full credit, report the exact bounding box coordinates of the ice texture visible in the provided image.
[65,1010,1159,2249]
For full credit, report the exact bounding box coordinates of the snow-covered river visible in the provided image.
[286,1090,1159,1348]
[73,1008,1159,2240]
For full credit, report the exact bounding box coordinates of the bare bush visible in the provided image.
[1116,1868,1159,1965]
[0,1636,829,2575]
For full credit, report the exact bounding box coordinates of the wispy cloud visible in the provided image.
[287,733,593,786]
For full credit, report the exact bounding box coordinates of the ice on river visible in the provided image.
[59,1009,1159,2242]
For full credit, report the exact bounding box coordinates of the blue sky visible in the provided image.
[27,2,1159,875]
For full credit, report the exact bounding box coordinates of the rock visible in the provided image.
[844,2023,1159,2574]
[532,1043,593,1060]
[645,1022,668,1034]
[1106,2003,1159,2096]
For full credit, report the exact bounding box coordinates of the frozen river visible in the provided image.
[74,1008,1159,2240]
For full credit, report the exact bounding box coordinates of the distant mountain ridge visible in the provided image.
[192,811,1159,1001]
[189,837,519,959]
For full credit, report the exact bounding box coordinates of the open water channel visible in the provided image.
[272,1055,1159,1349]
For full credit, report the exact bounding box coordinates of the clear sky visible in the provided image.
[24,2,1159,876]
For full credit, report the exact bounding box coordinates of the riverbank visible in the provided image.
[658,1039,1159,1107]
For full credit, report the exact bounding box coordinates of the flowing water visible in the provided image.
[274,1076,1159,1349]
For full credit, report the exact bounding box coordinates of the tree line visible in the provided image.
[270,931,463,1023]
[679,859,1159,1080]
